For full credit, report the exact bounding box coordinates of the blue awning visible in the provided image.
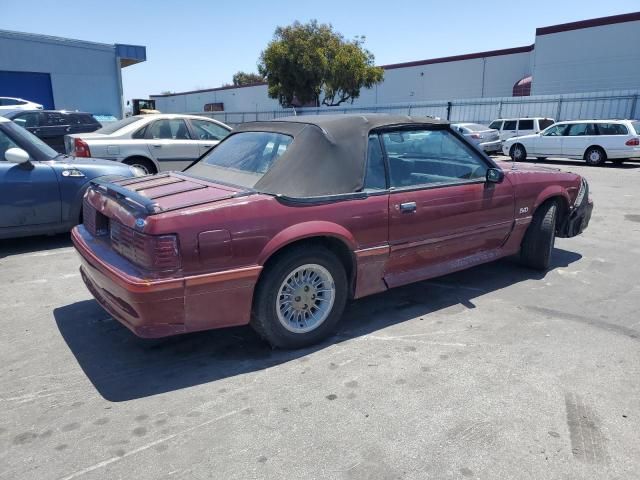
[115,44,146,68]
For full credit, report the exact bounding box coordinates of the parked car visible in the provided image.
[503,119,640,166]
[65,114,232,174]
[73,115,593,349]
[0,97,43,111]
[451,123,501,154]
[488,117,556,141]
[0,116,143,240]
[2,110,101,153]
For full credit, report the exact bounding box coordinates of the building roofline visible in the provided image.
[380,45,534,70]
[536,11,640,36]
[151,82,268,98]
[0,29,115,51]
[151,45,535,98]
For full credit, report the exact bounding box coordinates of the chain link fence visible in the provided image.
[189,90,640,127]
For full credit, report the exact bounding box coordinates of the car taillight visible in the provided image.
[74,138,91,157]
[625,138,639,146]
[110,222,181,272]
[470,133,481,139]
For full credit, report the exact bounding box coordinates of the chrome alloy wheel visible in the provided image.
[588,150,602,163]
[276,264,336,334]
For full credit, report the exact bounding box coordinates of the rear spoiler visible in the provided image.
[90,177,161,214]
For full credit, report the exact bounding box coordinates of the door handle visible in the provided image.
[151,144,162,148]
[399,202,417,213]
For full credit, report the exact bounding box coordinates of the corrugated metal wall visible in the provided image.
[189,90,639,127]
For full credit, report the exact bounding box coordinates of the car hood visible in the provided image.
[495,160,561,173]
[505,134,539,142]
[51,155,127,168]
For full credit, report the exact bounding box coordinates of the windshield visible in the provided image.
[185,131,293,188]
[4,121,58,160]
[95,116,144,135]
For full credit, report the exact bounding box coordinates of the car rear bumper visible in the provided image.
[480,140,502,153]
[72,225,261,338]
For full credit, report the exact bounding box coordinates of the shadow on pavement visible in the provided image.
[55,248,581,402]
[0,233,72,259]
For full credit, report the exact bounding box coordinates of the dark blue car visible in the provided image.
[0,117,143,239]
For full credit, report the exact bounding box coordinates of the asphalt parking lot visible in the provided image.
[1,158,640,480]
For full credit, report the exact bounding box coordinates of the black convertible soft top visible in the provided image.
[231,114,449,198]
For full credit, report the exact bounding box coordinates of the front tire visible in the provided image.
[251,246,348,349]
[510,144,527,162]
[584,146,606,166]
[520,201,557,271]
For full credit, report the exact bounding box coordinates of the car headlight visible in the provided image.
[574,178,587,206]
[129,165,146,177]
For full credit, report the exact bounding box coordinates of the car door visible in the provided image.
[188,119,231,156]
[561,123,596,158]
[0,128,60,228]
[381,128,515,288]
[145,118,200,171]
[534,123,567,156]
[38,112,70,152]
[11,111,42,137]
[500,120,517,141]
[516,119,535,137]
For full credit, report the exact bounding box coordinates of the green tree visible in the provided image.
[232,71,266,86]
[258,20,384,107]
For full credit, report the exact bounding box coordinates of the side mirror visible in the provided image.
[486,168,504,184]
[5,147,30,164]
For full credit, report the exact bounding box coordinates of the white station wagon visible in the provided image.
[503,119,640,166]
[65,114,231,174]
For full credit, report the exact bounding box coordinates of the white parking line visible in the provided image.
[58,408,247,480]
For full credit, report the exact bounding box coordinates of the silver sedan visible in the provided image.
[452,123,502,154]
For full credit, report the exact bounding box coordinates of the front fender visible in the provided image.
[257,221,358,265]
[533,185,571,211]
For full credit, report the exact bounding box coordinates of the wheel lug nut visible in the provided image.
[311,294,316,299]
[304,286,309,292]
[303,304,308,309]
[295,296,301,302]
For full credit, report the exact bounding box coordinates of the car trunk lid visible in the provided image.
[83,172,251,231]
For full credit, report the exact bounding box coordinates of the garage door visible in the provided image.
[0,71,54,109]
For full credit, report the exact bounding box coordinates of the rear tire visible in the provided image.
[584,146,606,166]
[520,201,557,271]
[123,157,157,174]
[510,144,527,162]
[251,246,348,349]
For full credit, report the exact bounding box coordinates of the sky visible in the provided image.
[1,0,638,101]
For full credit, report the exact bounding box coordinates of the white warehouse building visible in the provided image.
[151,12,640,115]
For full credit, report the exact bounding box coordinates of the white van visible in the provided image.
[488,117,555,141]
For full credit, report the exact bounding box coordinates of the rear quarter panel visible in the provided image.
[145,194,389,277]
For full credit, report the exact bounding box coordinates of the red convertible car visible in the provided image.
[72,115,593,348]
